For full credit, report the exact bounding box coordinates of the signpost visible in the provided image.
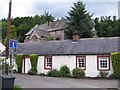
[9,40,18,75]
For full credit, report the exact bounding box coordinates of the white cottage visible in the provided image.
[4,37,120,77]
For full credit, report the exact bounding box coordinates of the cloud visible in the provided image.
[85,2,118,18]
[0,0,8,19]
[32,2,73,19]
[0,0,118,20]
[0,0,34,19]
[12,0,34,17]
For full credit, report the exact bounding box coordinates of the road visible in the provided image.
[14,74,119,89]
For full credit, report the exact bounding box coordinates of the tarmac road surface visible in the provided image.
[14,74,119,89]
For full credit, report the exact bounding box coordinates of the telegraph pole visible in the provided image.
[6,0,12,57]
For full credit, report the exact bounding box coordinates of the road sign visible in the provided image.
[9,40,18,48]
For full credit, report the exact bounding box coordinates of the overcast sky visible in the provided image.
[0,0,119,20]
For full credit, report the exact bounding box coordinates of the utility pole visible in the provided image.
[6,0,12,58]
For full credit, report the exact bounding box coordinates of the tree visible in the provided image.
[94,16,119,37]
[0,21,7,42]
[41,12,55,25]
[3,25,17,45]
[65,1,93,39]
[10,25,17,39]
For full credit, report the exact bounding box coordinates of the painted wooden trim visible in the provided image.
[24,55,29,58]
[97,55,110,71]
[44,56,52,70]
[76,56,86,70]
[24,57,25,73]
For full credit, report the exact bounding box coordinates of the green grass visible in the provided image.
[14,85,23,90]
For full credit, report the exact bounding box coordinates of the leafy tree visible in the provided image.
[32,15,45,25]
[16,22,31,42]
[65,1,93,39]
[10,25,17,39]
[3,25,17,45]
[0,21,7,42]
[94,16,120,37]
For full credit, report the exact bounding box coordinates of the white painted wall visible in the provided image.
[0,42,5,53]
[23,55,113,77]
[22,58,31,73]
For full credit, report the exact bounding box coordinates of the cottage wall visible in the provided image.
[27,30,41,43]
[22,55,113,77]
[49,30,64,40]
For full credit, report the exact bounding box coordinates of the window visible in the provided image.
[44,56,52,69]
[76,56,86,70]
[97,56,110,71]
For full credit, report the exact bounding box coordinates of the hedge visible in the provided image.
[29,54,38,72]
[111,52,120,78]
[16,54,23,73]
[48,69,62,77]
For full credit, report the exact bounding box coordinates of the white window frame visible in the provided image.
[44,56,52,69]
[97,56,110,70]
[76,56,86,70]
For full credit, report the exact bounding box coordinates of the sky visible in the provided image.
[0,0,119,20]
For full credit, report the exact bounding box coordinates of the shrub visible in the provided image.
[39,73,45,76]
[16,54,23,73]
[98,71,109,78]
[72,67,85,78]
[30,54,38,72]
[43,37,54,41]
[60,65,70,77]
[27,69,37,75]
[111,52,120,78]
[109,73,117,79]
[13,70,17,73]
[48,69,61,77]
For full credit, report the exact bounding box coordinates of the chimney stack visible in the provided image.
[73,31,79,41]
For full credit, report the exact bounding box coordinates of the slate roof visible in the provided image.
[36,29,50,37]
[25,19,68,36]
[25,24,39,36]
[5,37,120,56]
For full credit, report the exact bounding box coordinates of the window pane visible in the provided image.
[46,57,52,68]
[78,57,85,68]
[99,57,108,69]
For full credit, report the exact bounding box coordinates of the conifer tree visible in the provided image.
[65,1,93,39]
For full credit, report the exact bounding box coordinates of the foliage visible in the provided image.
[41,12,55,23]
[3,25,17,45]
[60,65,70,77]
[29,54,38,72]
[47,69,61,77]
[0,21,7,42]
[72,67,85,78]
[27,69,37,75]
[94,16,120,37]
[1,13,55,43]
[111,52,120,78]
[65,1,93,39]
[43,37,55,41]
[98,71,109,78]
[39,73,45,76]
[109,73,117,79]
[16,54,23,73]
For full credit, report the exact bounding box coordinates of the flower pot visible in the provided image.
[0,75,16,89]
